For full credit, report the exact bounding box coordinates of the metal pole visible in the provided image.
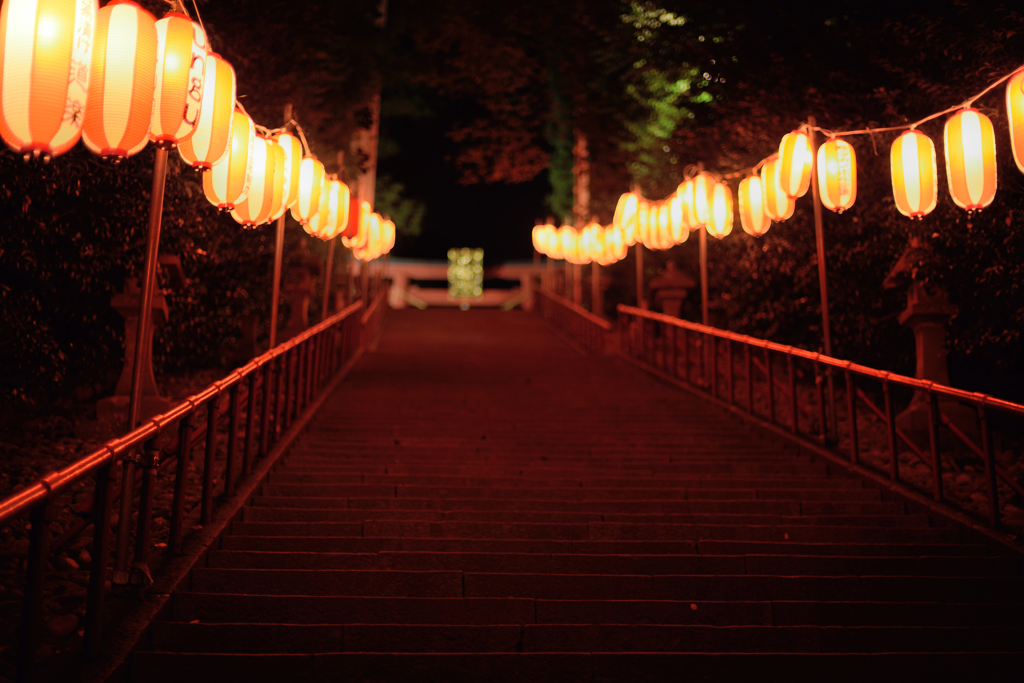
[635,243,646,310]
[321,238,336,322]
[268,103,292,350]
[126,146,169,434]
[573,262,582,306]
[699,226,709,326]
[807,116,838,440]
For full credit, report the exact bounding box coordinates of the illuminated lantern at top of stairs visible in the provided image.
[692,172,715,226]
[291,156,325,224]
[559,225,578,263]
[271,131,302,219]
[150,13,206,148]
[0,0,98,160]
[382,217,395,254]
[343,199,370,248]
[655,202,673,249]
[706,182,733,239]
[1008,69,1024,174]
[178,51,235,170]
[613,192,639,246]
[81,0,157,161]
[545,223,562,260]
[817,138,857,213]
[778,131,812,198]
[532,225,547,255]
[231,135,277,227]
[944,108,997,212]
[202,108,253,211]
[760,156,794,221]
[669,192,687,244]
[678,179,697,230]
[890,130,937,219]
[738,174,771,237]
[637,200,652,249]
[606,225,626,262]
[264,139,286,221]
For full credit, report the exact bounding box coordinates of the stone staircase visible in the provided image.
[126,309,1024,681]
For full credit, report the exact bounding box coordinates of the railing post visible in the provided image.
[169,413,194,553]
[745,343,753,414]
[201,395,219,525]
[282,349,293,432]
[83,462,114,658]
[927,391,944,503]
[816,364,828,442]
[883,380,899,481]
[111,452,138,589]
[130,439,160,591]
[224,384,241,497]
[259,361,273,457]
[977,404,1000,527]
[682,328,689,384]
[242,372,258,477]
[710,335,718,397]
[16,500,52,683]
[764,347,775,424]
[787,355,799,434]
[668,325,677,378]
[727,339,734,405]
[844,369,859,464]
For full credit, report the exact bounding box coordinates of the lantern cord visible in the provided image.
[292,122,313,157]
[190,0,206,37]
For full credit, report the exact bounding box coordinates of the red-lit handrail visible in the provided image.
[536,289,611,354]
[617,304,1023,534]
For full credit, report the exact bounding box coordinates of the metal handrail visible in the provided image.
[617,304,1023,533]
[535,289,612,354]
[1,294,388,682]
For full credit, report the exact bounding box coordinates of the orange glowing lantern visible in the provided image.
[178,52,235,170]
[890,130,938,219]
[613,192,639,246]
[761,156,794,221]
[558,225,578,263]
[1008,69,1024,174]
[944,108,997,211]
[382,218,396,254]
[203,109,254,211]
[606,225,626,262]
[303,178,340,239]
[637,201,652,248]
[291,156,325,224]
[150,13,206,148]
[692,172,715,226]
[706,182,733,239]
[778,131,812,198]
[271,131,302,219]
[546,224,563,260]
[264,140,286,221]
[669,192,687,244]
[343,200,370,248]
[678,179,697,229]
[231,136,277,226]
[81,1,157,161]
[532,225,548,255]
[817,139,857,213]
[738,174,770,237]
[0,0,98,159]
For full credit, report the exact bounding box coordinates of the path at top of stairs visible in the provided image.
[129,309,1024,682]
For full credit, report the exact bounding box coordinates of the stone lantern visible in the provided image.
[648,261,696,319]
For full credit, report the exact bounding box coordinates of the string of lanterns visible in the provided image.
[0,0,394,262]
[597,62,1024,247]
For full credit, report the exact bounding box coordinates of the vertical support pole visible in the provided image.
[710,336,718,398]
[17,501,51,683]
[764,347,775,424]
[977,405,1000,527]
[698,226,709,327]
[682,328,689,384]
[788,355,799,434]
[844,370,859,464]
[201,396,218,524]
[282,349,293,432]
[224,384,241,497]
[130,440,159,591]
[169,414,194,553]
[242,372,258,477]
[259,361,273,457]
[269,103,293,350]
[745,343,754,414]
[816,364,828,442]
[927,391,944,502]
[84,464,113,658]
[573,262,582,306]
[126,146,170,435]
[321,238,336,322]
[808,116,838,442]
[727,339,735,405]
[635,243,646,309]
[591,261,601,316]
[668,325,677,378]
[112,456,136,589]
[883,381,899,481]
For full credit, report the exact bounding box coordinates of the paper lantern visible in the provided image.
[178,52,235,170]
[291,156,325,224]
[890,130,938,219]
[150,13,206,148]
[343,200,371,248]
[334,180,351,238]
[559,225,578,263]
[738,174,771,237]
[678,179,697,229]
[382,218,395,254]
[230,136,276,226]
[80,1,156,161]
[669,192,687,244]
[264,140,286,221]
[706,182,733,239]
[1008,69,1024,174]
[655,202,672,249]
[0,0,98,159]
[637,200,652,249]
[944,108,997,211]
[302,177,333,238]
[202,109,254,211]
[271,131,302,219]
[778,131,812,198]
[761,156,794,221]
[613,192,639,246]
[817,139,857,213]
[692,172,715,226]
[606,225,626,262]
[545,224,563,260]
[532,225,547,254]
